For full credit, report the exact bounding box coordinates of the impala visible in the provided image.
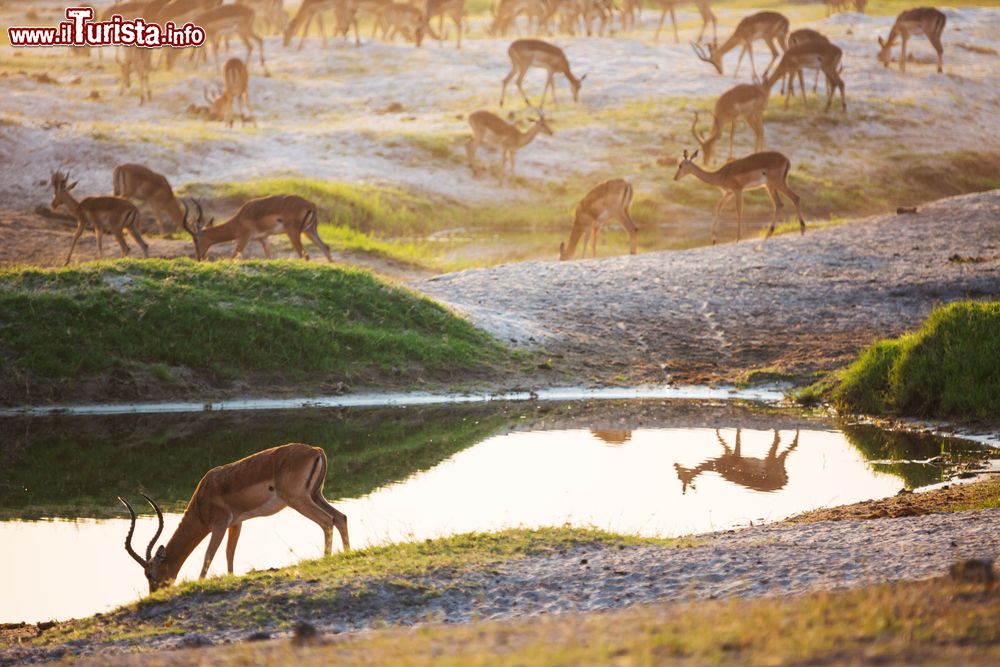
[650,0,716,44]
[51,170,150,265]
[119,444,350,593]
[157,0,224,69]
[877,7,946,73]
[559,178,637,260]
[379,3,434,46]
[690,83,767,166]
[691,10,788,78]
[237,0,289,35]
[489,0,549,37]
[204,57,254,127]
[118,47,152,104]
[113,164,186,234]
[500,39,585,108]
[466,109,553,182]
[764,40,845,112]
[284,0,356,47]
[675,429,799,494]
[195,4,266,68]
[183,196,334,261]
[784,28,829,94]
[558,0,613,37]
[673,148,805,243]
[426,0,465,47]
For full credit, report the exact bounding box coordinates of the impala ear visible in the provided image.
[878,36,884,46]
[683,149,689,159]
[691,149,699,159]
[580,74,587,83]
[68,180,78,191]
[154,545,166,562]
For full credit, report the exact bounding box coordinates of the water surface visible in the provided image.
[0,400,990,623]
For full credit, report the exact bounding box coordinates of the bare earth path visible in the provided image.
[416,190,1000,384]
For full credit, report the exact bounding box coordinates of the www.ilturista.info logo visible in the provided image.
[7,7,206,48]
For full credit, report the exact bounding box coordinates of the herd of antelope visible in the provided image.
[51,1,950,264]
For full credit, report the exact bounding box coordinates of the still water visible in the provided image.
[0,400,990,623]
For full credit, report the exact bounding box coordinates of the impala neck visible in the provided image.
[714,34,743,62]
[517,121,546,148]
[56,190,81,217]
[161,508,211,583]
[561,217,587,260]
[684,161,728,188]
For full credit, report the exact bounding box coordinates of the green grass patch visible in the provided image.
[0,260,506,395]
[805,301,1000,420]
[36,527,690,647]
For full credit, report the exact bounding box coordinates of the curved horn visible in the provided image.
[118,496,148,567]
[193,199,204,226]
[690,41,711,63]
[142,494,164,561]
[690,112,708,146]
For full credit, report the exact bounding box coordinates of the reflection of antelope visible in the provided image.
[559,179,636,260]
[877,7,946,74]
[675,429,799,493]
[591,429,632,445]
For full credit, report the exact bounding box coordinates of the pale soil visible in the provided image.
[417,189,1000,384]
[4,506,1000,663]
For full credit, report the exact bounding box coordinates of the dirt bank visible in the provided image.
[417,189,1000,384]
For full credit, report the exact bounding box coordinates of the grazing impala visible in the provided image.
[500,39,585,108]
[119,444,350,593]
[113,164,186,234]
[691,11,788,78]
[51,170,150,265]
[675,429,799,493]
[649,0,716,44]
[183,197,334,261]
[673,149,805,244]
[204,58,254,127]
[559,179,637,260]
[764,40,846,112]
[690,83,768,166]
[118,47,152,104]
[284,0,357,47]
[425,0,465,48]
[237,0,289,35]
[379,3,434,46]
[877,7,946,73]
[195,4,266,68]
[466,109,553,182]
[783,28,830,95]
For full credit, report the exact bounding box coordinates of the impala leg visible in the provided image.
[748,113,765,151]
[728,121,736,161]
[775,180,805,234]
[747,44,757,78]
[764,184,783,239]
[500,65,517,106]
[799,70,808,105]
[201,526,227,578]
[734,45,746,77]
[812,68,820,93]
[734,190,744,242]
[304,227,334,262]
[311,494,350,552]
[509,150,517,180]
[617,210,638,255]
[900,33,907,73]
[112,228,130,258]
[287,231,307,259]
[290,499,336,555]
[670,7,678,43]
[765,39,779,75]
[258,237,272,259]
[929,31,944,72]
[126,222,149,259]
[516,69,534,107]
[548,73,557,106]
[95,227,104,258]
[64,221,86,266]
[590,226,598,258]
[654,9,667,41]
[232,234,252,259]
[225,524,242,574]
[711,191,733,245]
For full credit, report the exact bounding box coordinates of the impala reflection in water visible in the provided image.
[0,401,992,624]
[675,429,799,494]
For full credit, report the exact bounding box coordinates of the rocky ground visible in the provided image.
[418,189,1000,384]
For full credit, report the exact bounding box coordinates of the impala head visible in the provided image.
[532,109,554,136]
[673,149,700,181]
[876,36,892,67]
[690,112,717,165]
[49,170,78,211]
[119,495,170,593]
[181,199,214,260]
[691,42,723,75]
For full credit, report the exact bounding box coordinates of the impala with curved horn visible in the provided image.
[691,11,788,78]
[119,443,350,593]
[690,82,768,166]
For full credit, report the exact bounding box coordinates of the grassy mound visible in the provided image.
[812,301,1000,420]
[0,260,506,402]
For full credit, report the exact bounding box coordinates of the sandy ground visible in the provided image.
[417,189,1000,383]
[4,505,999,663]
